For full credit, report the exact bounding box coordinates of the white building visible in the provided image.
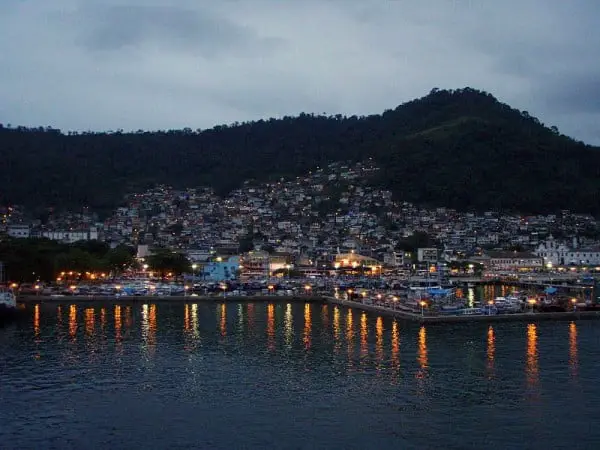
[41,227,99,243]
[534,236,600,266]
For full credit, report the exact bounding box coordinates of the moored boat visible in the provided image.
[0,287,18,321]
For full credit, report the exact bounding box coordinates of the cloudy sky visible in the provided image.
[1,0,599,144]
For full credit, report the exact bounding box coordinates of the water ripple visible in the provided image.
[1,302,599,449]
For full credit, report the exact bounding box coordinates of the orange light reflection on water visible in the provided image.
[346,309,354,366]
[487,325,495,375]
[114,305,122,342]
[100,308,106,330]
[333,306,341,354]
[417,326,428,370]
[303,303,312,350]
[360,313,368,361]
[220,303,227,336]
[84,308,94,336]
[569,322,578,378]
[391,321,400,370]
[375,316,384,368]
[69,305,77,339]
[184,304,190,332]
[148,304,157,346]
[267,303,275,351]
[526,323,539,387]
[33,304,40,336]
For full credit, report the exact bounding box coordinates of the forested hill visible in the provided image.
[2,87,599,215]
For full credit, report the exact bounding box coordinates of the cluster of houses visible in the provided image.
[3,161,600,281]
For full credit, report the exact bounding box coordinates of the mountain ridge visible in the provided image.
[1,87,598,215]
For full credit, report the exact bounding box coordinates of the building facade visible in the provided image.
[534,236,600,266]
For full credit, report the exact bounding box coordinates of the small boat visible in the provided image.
[461,307,484,316]
[0,287,18,320]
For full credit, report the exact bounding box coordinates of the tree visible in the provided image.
[105,245,136,278]
[147,250,191,280]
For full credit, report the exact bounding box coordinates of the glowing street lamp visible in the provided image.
[420,301,427,316]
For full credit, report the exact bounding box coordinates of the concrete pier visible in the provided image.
[326,297,600,324]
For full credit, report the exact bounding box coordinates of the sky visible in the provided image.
[1,0,599,144]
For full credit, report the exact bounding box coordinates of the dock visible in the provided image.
[326,297,600,324]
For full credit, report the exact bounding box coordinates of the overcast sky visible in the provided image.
[1,0,599,144]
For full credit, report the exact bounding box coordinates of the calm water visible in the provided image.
[1,301,599,450]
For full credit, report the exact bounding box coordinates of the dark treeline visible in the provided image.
[2,87,599,215]
[0,239,135,282]
[0,238,192,282]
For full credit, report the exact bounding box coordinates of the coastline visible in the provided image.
[17,295,327,304]
[16,294,600,324]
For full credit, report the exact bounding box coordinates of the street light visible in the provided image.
[420,301,427,316]
[191,263,198,290]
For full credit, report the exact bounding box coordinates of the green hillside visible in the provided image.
[1,87,598,214]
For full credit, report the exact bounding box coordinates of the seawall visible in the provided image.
[17,295,326,304]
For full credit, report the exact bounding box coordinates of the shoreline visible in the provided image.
[16,295,600,324]
[17,295,326,304]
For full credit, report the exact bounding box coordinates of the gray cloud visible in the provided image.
[73,4,282,58]
[0,0,599,144]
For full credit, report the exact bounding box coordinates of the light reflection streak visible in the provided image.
[33,304,40,337]
[487,325,495,376]
[184,304,191,332]
[114,305,122,342]
[569,322,578,378]
[284,303,293,348]
[526,323,539,387]
[142,304,149,340]
[303,303,312,350]
[346,309,354,364]
[69,305,77,340]
[391,321,400,371]
[333,306,341,355]
[148,304,157,347]
[220,303,227,336]
[360,313,368,361]
[100,308,106,330]
[191,303,198,340]
[84,308,95,336]
[375,316,384,369]
[417,326,428,371]
[267,303,275,351]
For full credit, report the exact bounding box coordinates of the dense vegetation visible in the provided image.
[0,239,135,282]
[2,87,599,215]
[0,238,191,282]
